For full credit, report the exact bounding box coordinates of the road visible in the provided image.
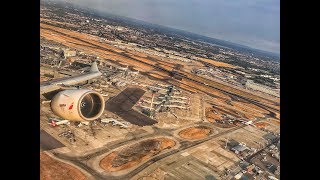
[50,120,267,180]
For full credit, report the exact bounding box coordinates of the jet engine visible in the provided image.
[50,89,105,121]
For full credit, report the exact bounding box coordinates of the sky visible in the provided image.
[50,0,280,54]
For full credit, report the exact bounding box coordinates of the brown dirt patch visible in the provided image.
[207,99,268,121]
[205,107,224,122]
[218,106,243,118]
[232,101,269,113]
[40,77,50,82]
[40,152,86,180]
[169,80,198,93]
[212,98,228,105]
[178,126,211,140]
[196,57,237,68]
[254,121,270,129]
[275,111,280,119]
[230,101,268,119]
[178,79,231,100]
[100,138,175,172]
[244,113,256,120]
[268,118,280,126]
[148,72,166,80]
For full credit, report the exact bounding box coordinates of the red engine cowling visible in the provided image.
[50,89,105,121]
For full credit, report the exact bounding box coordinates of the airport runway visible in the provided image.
[41,25,279,113]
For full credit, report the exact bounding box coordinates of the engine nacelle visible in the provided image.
[50,89,105,121]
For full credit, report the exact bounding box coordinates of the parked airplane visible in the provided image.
[48,118,70,127]
[237,119,255,126]
[101,118,129,128]
[117,65,128,71]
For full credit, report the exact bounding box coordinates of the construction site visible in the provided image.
[40,2,280,180]
[99,138,177,173]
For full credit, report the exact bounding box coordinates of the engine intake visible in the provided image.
[50,89,105,121]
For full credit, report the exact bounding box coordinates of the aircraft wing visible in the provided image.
[40,62,105,122]
[40,62,101,94]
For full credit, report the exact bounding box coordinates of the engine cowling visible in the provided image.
[50,89,105,121]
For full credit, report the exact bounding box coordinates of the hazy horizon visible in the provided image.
[46,0,280,54]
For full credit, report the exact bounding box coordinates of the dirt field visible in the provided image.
[148,72,167,80]
[99,138,176,172]
[205,107,224,122]
[275,111,280,119]
[40,152,86,180]
[175,79,232,100]
[196,57,237,68]
[231,101,270,114]
[169,80,198,93]
[206,98,269,121]
[178,126,211,140]
[40,77,50,82]
[268,118,280,126]
[138,168,166,180]
[254,121,270,129]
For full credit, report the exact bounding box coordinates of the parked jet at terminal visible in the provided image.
[48,118,70,127]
